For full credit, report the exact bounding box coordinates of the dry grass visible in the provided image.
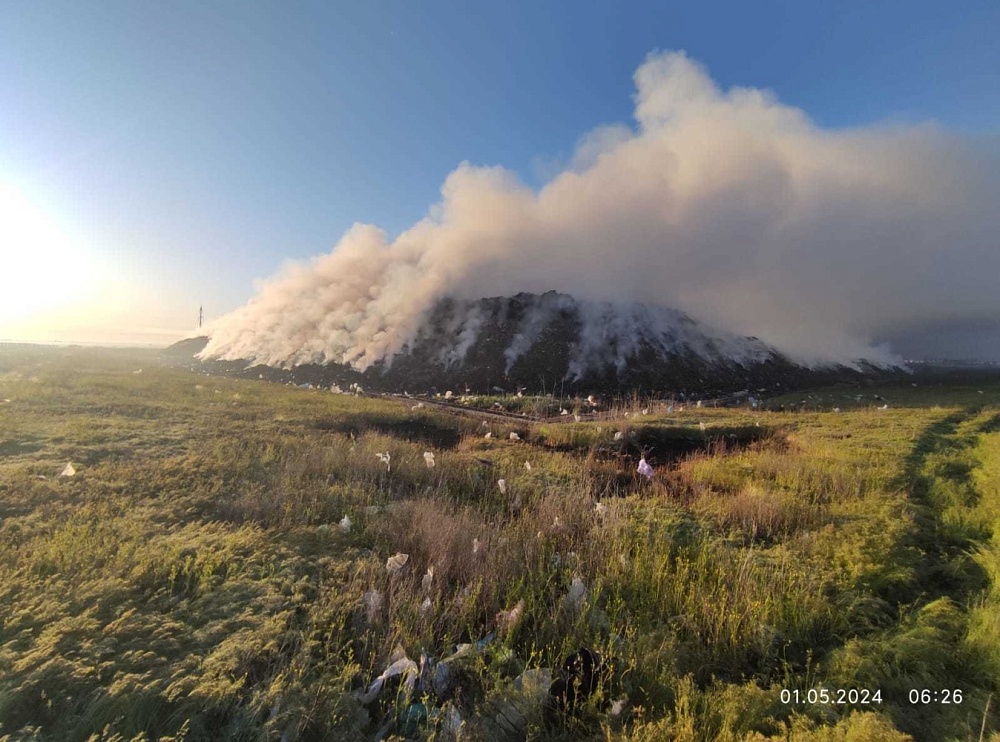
[0,348,998,740]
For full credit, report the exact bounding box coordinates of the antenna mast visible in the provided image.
[199,305,204,329]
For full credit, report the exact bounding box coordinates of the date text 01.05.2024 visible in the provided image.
[780,688,882,705]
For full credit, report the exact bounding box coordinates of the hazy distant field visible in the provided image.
[1,348,998,741]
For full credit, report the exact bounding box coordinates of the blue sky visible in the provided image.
[1,0,998,346]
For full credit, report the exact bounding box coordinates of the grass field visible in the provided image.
[1,347,998,741]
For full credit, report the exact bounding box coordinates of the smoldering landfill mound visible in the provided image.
[199,50,1000,373]
[179,292,899,396]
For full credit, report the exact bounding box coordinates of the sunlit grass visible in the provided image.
[0,348,998,740]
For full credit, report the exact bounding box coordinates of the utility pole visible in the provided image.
[199,306,204,329]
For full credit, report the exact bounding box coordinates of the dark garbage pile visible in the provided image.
[354,639,623,740]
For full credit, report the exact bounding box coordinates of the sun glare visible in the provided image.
[0,185,100,325]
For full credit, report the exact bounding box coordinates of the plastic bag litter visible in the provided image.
[357,647,419,705]
[419,597,432,616]
[508,432,520,441]
[475,668,552,740]
[509,490,522,512]
[565,574,586,610]
[613,431,623,441]
[551,516,563,530]
[497,479,507,494]
[423,451,436,468]
[376,452,391,471]
[524,461,531,471]
[515,668,552,697]
[484,432,492,439]
[496,599,525,631]
[339,515,352,532]
[443,704,463,735]
[59,462,75,478]
[560,408,568,416]
[422,566,435,592]
[472,538,482,555]
[642,407,649,415]
[444,391,453,399]
[441,633,495,664]
[412,402,425,410]
[611,697,628,716]
[699,421,707,432]
[637,458,654,479]
[666,404,674,413]
[363,589,383,621]
[386,553,410,575]
[595,502,608,516]
[574,414,581,422]
[549,647,615,715]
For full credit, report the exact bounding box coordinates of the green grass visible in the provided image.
[0,347,999,741]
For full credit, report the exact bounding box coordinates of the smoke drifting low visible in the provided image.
[202,51,1000,369]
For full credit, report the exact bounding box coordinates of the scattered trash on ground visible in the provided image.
[474,667,552,740]
[495,599,524,632]
[423,451,436,468]
[386,553,409,575]
[357,647,419,705]
[59,462,75,478]
[564,574,586,610]
[637,458,654,479]
[362,590,383,621]
[339,515,352,533]
[547,647,616,718]
[509,490,522,512]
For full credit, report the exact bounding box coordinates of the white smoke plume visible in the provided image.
[201,51,1000,369]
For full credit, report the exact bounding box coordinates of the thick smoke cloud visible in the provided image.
[202,51,1000,368]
